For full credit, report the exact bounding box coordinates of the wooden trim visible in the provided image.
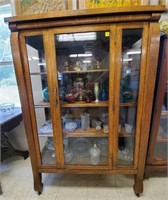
[49,24,110,34]
[133,23,149,169]
[145,165,167,178]
[61,101,108,108]
[113,25,122,169]
[63,128,108,138]
[7,14,159,32]
[10,32,42,191]
[137,22,160,179]
[43,31,62,168]
[19,33,43,167]
[109,25,116,169]
[38,167,138,174]
[113,23,149,170]
[47,29,65,168]
[5,5,165,23]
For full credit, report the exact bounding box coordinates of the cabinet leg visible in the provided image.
[133,175,143,197]
[33,173,43,194]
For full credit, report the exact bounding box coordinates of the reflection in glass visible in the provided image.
[118,29,142,166]
[55,31,109,165]
[26,36,56,165]
[154,92,168,161]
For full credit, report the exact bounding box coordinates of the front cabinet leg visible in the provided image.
[33,173,43,195]
[133,175,143,197]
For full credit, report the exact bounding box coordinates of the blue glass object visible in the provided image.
[42,87,49,102]
[101,89,108,101]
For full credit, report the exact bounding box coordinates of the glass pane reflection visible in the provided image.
[55,31,110,166]
[118,29,142,166]
[26,36,56,165]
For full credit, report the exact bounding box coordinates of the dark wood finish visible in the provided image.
[145,35,168,178]
[6,6,165,196]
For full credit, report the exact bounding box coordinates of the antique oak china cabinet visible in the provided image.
[5,5,165,196]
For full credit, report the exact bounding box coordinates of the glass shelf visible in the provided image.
[30,72,47,75]
[35,101,50,108]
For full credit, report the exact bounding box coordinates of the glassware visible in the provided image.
[101,89,108,101]
[89,143,101,165]
[64,139,73,163]
[94,82,99,102]
[103,124,108,133]
[42,87,49,102]
[96,138,108,156]
[81,112,90,130]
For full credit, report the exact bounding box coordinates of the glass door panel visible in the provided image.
[25,35,56,165]
[55,31,110,166]
[118,29,142,166]
[154,90,168,161]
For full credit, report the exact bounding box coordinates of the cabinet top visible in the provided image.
[5,5,165,31]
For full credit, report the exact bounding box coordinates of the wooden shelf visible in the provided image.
[120,102,137,107]
[119,128,135,137]
[35,101,50,108]
[63,128,108,138]
[35,101,136,108]
[30,72,47,75]
[61,101,108,108]
[60,69,109,74]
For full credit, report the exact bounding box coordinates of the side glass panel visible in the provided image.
[55,31,110,165]
[25,36,56,165]
[118,29,142,166]
[154,85,168,161]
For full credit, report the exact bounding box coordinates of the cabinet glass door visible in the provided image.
[118,29,142,166]
[55,31,110,165]
[154,73,168,162]
[25,35,57,165]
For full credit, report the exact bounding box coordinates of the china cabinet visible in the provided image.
[145,34,168,178]
[5,5,165,196]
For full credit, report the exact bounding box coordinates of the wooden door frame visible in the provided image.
[48,24,115,170]
[113,22,150,170]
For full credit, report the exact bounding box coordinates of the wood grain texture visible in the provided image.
[134,22,160,194]
[108,25,116,169]
[8,5,164,195]
[43,30,64,168]
[19,32,44,168]
[5,5,165,23]
[11,32,43,192]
